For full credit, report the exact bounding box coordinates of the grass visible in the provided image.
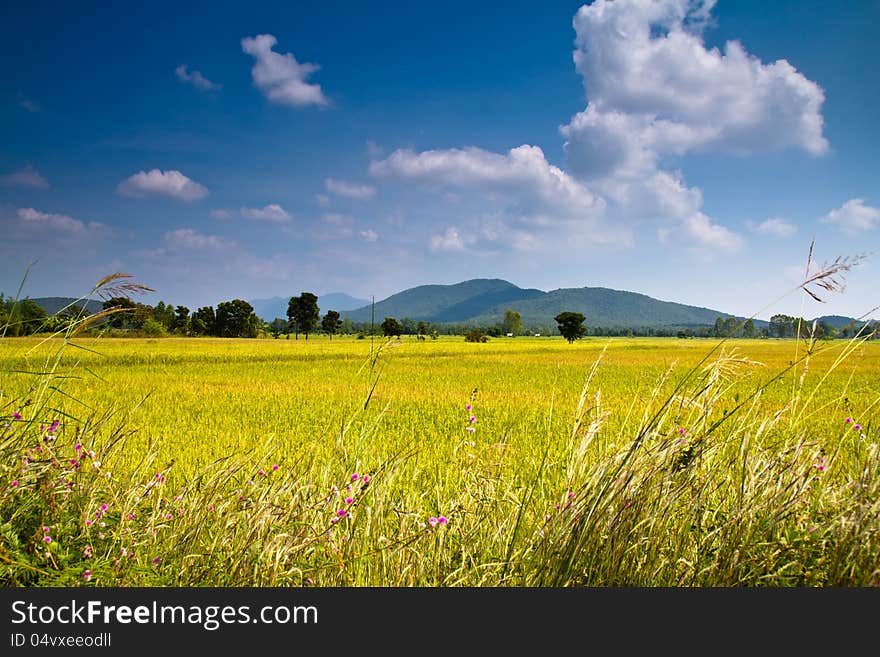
[1,265,878,586]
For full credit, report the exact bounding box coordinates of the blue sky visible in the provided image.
[2,0,878,320]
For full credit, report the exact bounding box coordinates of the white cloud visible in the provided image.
[209,209,232,219]
[748,217,796,237]
[430,227,467,252]
[164,228,234,251]
[241,34,328,107]
[314,194,330,208]
[660,211,743,252]
[325,178,376,199]
[821,198,880,235]
[563,0,827,182]
[371,144,604,218]
[17,207,102,234]
[316,213,353,239]
[240,204,291,222]
[117,169,208,201]
[175,65,221,91]
[359,229,378,242]
[1,165,48,188]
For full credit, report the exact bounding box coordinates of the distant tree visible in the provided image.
[153,301,175,330]
[400,317,417,335]
[464,328,489,343]
[723,316,739,338]
[713,316,726,338]
[770,314,794,338]
[287,292,320,340]
[214,299,259,338]
[555,311,587,344]
[416,321,428,339]
[381,316,403,338]
[269,317,287,338]
[172,306,190,334]
[502,309,522,336]
[340,318,355,335]
[742,318,757,338]
[191,306,215,336]
[321,310,342,339]
[142,317,166,337]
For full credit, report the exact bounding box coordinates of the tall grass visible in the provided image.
[1,270,878,586]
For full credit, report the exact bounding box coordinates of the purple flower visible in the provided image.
[152,557,161,564]
[83,570,91,582]
[12,411,22,421]
[75,443,82,451]
[100,503,108,512]
[678,428,686,436]
[853,424,862,431]
[428,517,439,528]
[258,469,265,477]
[438,516,448,525]
[127,514,135,520]
[362,474,371,483]
[465,404,472,411]
[271,464,279,471]
[85,519,92,527]
[345,497,354,505]
[469,416,476,423]
[43,536,52,544]
[337,509,347,518]
[351,473,360,481]
[10,480,18,488]
[844,417,852,424]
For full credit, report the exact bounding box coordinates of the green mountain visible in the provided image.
[30,297,104,316]
[342,279,544,324]
[342,279,754,328]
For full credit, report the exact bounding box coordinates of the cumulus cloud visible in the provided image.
[748,217,796,237]
[1,165,48,188]
[117,169,209,201]
[17,207,102,234]
[555,0,825,253]
[359,229,378,242]
[175,65,221,91]
[325,178,376,199]
[821,198,880,234]
[429,226,467,252]
[164,228,234,251]
[563,0,827,182]
[240,204,291,222]
[371,144,604,218]
[241,34,327,107]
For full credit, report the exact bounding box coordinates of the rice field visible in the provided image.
[2,333,879,586]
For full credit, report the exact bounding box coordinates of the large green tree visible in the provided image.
[554,311,586,344]
[502,309,522,336]
[287,292,320,340]
[214,299,259,338]
[381,316,403,338]
[321,310,342,339]
[191,306,215,336]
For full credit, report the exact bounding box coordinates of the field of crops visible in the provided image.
[2,333,879,586]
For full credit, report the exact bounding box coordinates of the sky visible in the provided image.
[1,0,878,320]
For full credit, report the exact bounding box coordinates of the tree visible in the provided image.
[287,292,320,340]
[555,311,586,344]
[502,309,522,336]
[269,318,287,338]
[416,321,428,339]
[321,310,342,339]
[464,328,489,343]
[742,318,757,338]
[173,306,190,334]
[381,316,403,338]
[214,299,259,338]
[191,306,215,336]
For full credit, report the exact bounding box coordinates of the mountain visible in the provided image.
[342,279,755,328]
[250,293,370,321]
[811,315,864,329]
[30,297,104,316]
[343,279,544,323]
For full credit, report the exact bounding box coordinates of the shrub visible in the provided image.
[464,328,488,343]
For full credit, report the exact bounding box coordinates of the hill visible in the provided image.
[342,279,750,328]
[250,293,370,322]
[342,279,544,324]
[30,297,104,316]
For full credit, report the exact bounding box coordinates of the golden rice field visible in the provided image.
[2,333,879,586]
